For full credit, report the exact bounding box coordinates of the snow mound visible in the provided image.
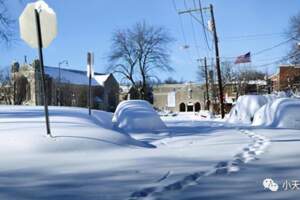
[199,110,214,119]
[92,110,114,129]
[253,98,300,129]
[112,100,167,133]
[0,106,155,153]
[227,95,268,124]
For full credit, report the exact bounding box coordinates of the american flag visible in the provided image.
[234,52,251,64]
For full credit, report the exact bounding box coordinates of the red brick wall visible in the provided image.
[279,66,300,90]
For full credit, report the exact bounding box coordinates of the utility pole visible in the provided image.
[209,4,225,118]
[198,57,210,110]
[178,3,225,118]
[203,57,210,110]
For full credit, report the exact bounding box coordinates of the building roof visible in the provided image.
[279,64,300,68]
[247,80,267,85]
[153,82,203,88]
[119,85,131,93]
[44,66,110,86]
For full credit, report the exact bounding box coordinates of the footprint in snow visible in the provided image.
[129,129,270,199]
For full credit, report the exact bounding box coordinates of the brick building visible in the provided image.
[270,65,300,92]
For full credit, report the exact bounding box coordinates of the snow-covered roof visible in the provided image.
[224,80,267,86]
[248,80,267,85]
[119,85,132,93]
[279,64,300,68]
[94,74,110,86]
[45,66,110,86]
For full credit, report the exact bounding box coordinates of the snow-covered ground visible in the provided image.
[0,105,300,199]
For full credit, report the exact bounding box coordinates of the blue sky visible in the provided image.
[2,0,300,82]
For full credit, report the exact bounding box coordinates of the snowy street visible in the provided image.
[1,106,299,200]
[1,0,300,199]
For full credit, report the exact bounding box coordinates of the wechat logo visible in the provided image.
[263,178,279,192]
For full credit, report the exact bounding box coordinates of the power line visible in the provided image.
[171,0,194,64]
[172,0,188,45]
[198,0,212,51]
[190,15,202,57]
[252,38,293,56]
[179,0,212,60]
[221,32,289,40]
[184,0,201,58]
[254,51,300,68]
[214,37,295,60]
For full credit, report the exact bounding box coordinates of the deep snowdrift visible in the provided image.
[1,106,300,200]
[227,95,268,124]
[112,100,167,133]
[253,98,300,129]
[0,106,154,152]
[0,105,252,200]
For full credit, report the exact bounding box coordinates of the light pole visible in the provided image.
[58,60,68,106]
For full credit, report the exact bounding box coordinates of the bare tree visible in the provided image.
[0,0,15,45]
[107,29,138,87]
[107,22,174,100]
[221,61,235,89]
[0,67,10,85]
[0,67,13,104]
[238,69,265,81]
[164,77,183,84]
[233,69,266,97]
[196,64,206,82]
[197,61,235,89]
[288,12,300,64]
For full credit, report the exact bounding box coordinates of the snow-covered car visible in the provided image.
[227,95,268,124]
[253,98,300,129]
[112,100,167,133]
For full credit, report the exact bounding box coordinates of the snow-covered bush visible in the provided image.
[112,100,167,133]
[227,95,268,124]
[253,98,300,129]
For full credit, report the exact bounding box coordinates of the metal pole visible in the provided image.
[58,62,61,106]
[89,70,92,115]
[204,57,210,110]
[87,52,92,116]
[35,9,51,136]
[209,4,225,118]
[13,72,16,105]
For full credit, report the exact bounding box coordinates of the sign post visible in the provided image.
[35,9,51,135]
[87,52,94,116]
[19,1,57,136]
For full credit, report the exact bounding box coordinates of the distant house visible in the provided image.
[9,60,119,111]
[223,80,268,104]
[119,85,140,101]
[270,64,300,92]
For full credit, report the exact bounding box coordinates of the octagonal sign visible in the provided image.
[19,0,57,48]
